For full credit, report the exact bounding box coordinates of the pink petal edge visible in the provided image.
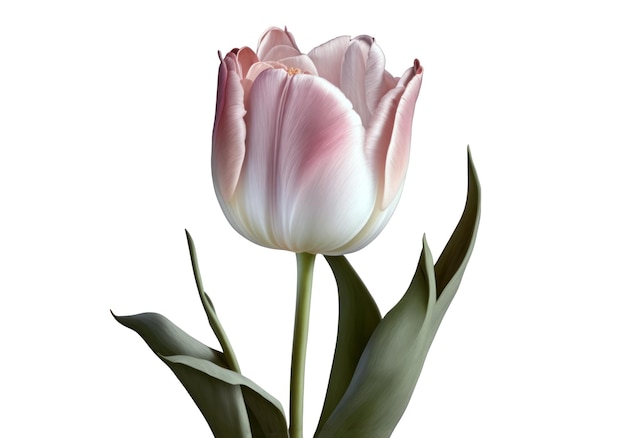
[212,57,247,201]
[382,63,423,208]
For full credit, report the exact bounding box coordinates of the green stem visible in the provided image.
[289,252,316,438]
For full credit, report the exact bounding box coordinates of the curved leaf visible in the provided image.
[163,355,289,438]
[186,229,240,372]
[315,148,481,436]
[242,385,289,438]
[112,311,227,366]
[433,146,481,320]
[113,312,251,437]
[317,238,436,438]
[315,255,381,435]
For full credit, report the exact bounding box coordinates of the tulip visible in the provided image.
[212,27,423,255]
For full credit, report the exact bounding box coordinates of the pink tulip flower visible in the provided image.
[212,27,423,255]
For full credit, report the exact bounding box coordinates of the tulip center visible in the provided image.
[286,67,302,76]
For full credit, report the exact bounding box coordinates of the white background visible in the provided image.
[1,1,625,436]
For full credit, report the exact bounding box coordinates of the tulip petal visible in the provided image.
[365,86,405,187]
[234,46,258,78]
[334,65,423,253]
[246,62,283,82]
[365,64,422,193]
[308,35,351,88]
[340,39,369,126]
[257,27,299,61]
[396,63,417,88]
[383,69,398,90]
[212,57,247,201]
[334,188,403,254]
[383,64,423,208]
[362,39,389,113]
[340,36,388,128]
[237,69,375,253]
[328,87,405,253]
[261,45,302,62]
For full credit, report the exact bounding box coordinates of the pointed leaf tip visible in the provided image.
[184,229,240,372]
[112,312,259,437]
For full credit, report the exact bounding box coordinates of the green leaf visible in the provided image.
[113,312,289,437]
[432,146,481,324]
[162,355,289,438]
[316,148,481,436]
[112,311,252,437]
[112,311,227,366]
[315,255,381,435]
[242,385,289,438]
[186,229,241,372]
[316,238,437,438]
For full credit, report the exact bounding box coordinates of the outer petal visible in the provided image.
[382,61,423,207]
[364,86,406,204]
[332,184,403,254]
[340,36,389,127]
[383,69,397,90]
[231,69,376,253]
[334,86,405,254]
[362,39,390,113]
[308,36,351,88]
[212,55,247,201]
[365,62,423,208]
[336,62,423,253]
[257,27,300,61]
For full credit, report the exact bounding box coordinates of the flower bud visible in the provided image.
[212,27,423,255]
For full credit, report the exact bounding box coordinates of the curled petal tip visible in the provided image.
[217,50,223,62]
[414,59,422,73]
